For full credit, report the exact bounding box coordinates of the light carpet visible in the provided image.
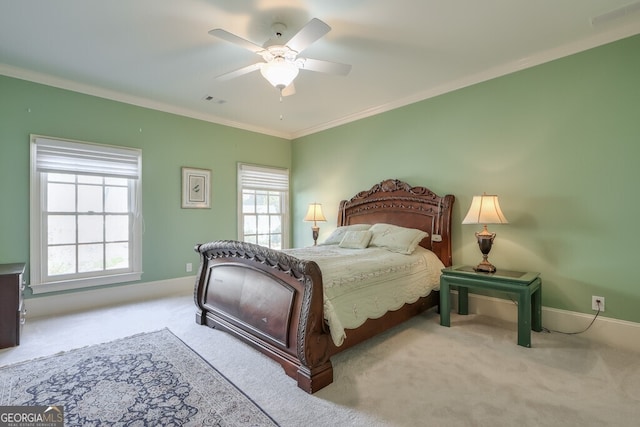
[0,329,278,426]
[1,294,639,426]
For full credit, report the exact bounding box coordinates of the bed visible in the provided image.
[194,178,454,393]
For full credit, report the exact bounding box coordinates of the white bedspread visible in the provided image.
[283,246,444,346]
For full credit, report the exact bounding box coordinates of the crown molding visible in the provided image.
[3,20,639,142]
[0,63,292,140]
[290,22,640,139]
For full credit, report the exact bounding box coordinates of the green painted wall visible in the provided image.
[0,75,290,297]
[2,35,639,325]
[292,34,640,323]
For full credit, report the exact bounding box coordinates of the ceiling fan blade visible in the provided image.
[215,62,262,81]
[285,18,330,53]
[281,83,296,97]
[301,58,352,76]
[209,28,264,53]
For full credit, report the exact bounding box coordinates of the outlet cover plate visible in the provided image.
[592,296,605,312]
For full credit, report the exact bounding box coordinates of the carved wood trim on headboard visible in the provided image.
[337,179,455,266]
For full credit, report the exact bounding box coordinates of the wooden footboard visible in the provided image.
[194,240,335,393]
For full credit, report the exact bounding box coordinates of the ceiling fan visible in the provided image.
[209,18,352,96]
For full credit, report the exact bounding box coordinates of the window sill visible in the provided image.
[30,271,143,294]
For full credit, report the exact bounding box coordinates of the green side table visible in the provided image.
[440,265,542,348]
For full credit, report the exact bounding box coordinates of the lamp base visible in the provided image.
[474,227,497,273]
[474,260,497,273]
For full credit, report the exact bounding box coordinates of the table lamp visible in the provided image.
[304,203,327,246]
[462,193,508,273]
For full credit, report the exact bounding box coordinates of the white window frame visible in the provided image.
[29,135,143,294]
[237,163,290,249]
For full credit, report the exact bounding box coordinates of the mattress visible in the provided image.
[283,245,444,346]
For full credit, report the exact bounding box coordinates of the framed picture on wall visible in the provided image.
[181,167,211,209]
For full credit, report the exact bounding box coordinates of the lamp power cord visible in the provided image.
[509,296,601,335]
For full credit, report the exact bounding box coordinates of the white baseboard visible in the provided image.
[25,276,195,319]
[25,281,640,353]
[450,291,640,353]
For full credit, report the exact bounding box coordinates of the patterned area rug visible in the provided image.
[0,329,278,426]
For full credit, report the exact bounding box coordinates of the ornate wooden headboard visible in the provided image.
[337,178,455,266]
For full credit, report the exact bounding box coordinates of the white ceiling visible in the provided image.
[1,1,639,139]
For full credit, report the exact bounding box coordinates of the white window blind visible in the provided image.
[238,163,289,191]
[34,136,141,179]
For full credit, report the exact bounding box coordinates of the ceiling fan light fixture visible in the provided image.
[260,59,299,89]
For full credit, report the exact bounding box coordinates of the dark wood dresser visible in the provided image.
[0,263,26,349]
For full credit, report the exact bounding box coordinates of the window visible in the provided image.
[30,135,142,294]
[237,163,289,249]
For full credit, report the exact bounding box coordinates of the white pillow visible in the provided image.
[320,224,372,245]
[339,230,373,249]
[369,223,428,254]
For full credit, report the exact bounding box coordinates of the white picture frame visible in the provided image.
[181,167,211,209]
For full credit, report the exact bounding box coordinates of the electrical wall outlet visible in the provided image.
[186,263,193,273]
[592,296,605,312]
[431,234,442,242]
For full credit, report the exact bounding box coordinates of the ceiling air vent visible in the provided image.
[202,95,226,104]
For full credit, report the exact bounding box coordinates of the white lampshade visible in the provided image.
[304,203,327,223]
[462,194,508,225]
[260,59,299,89]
